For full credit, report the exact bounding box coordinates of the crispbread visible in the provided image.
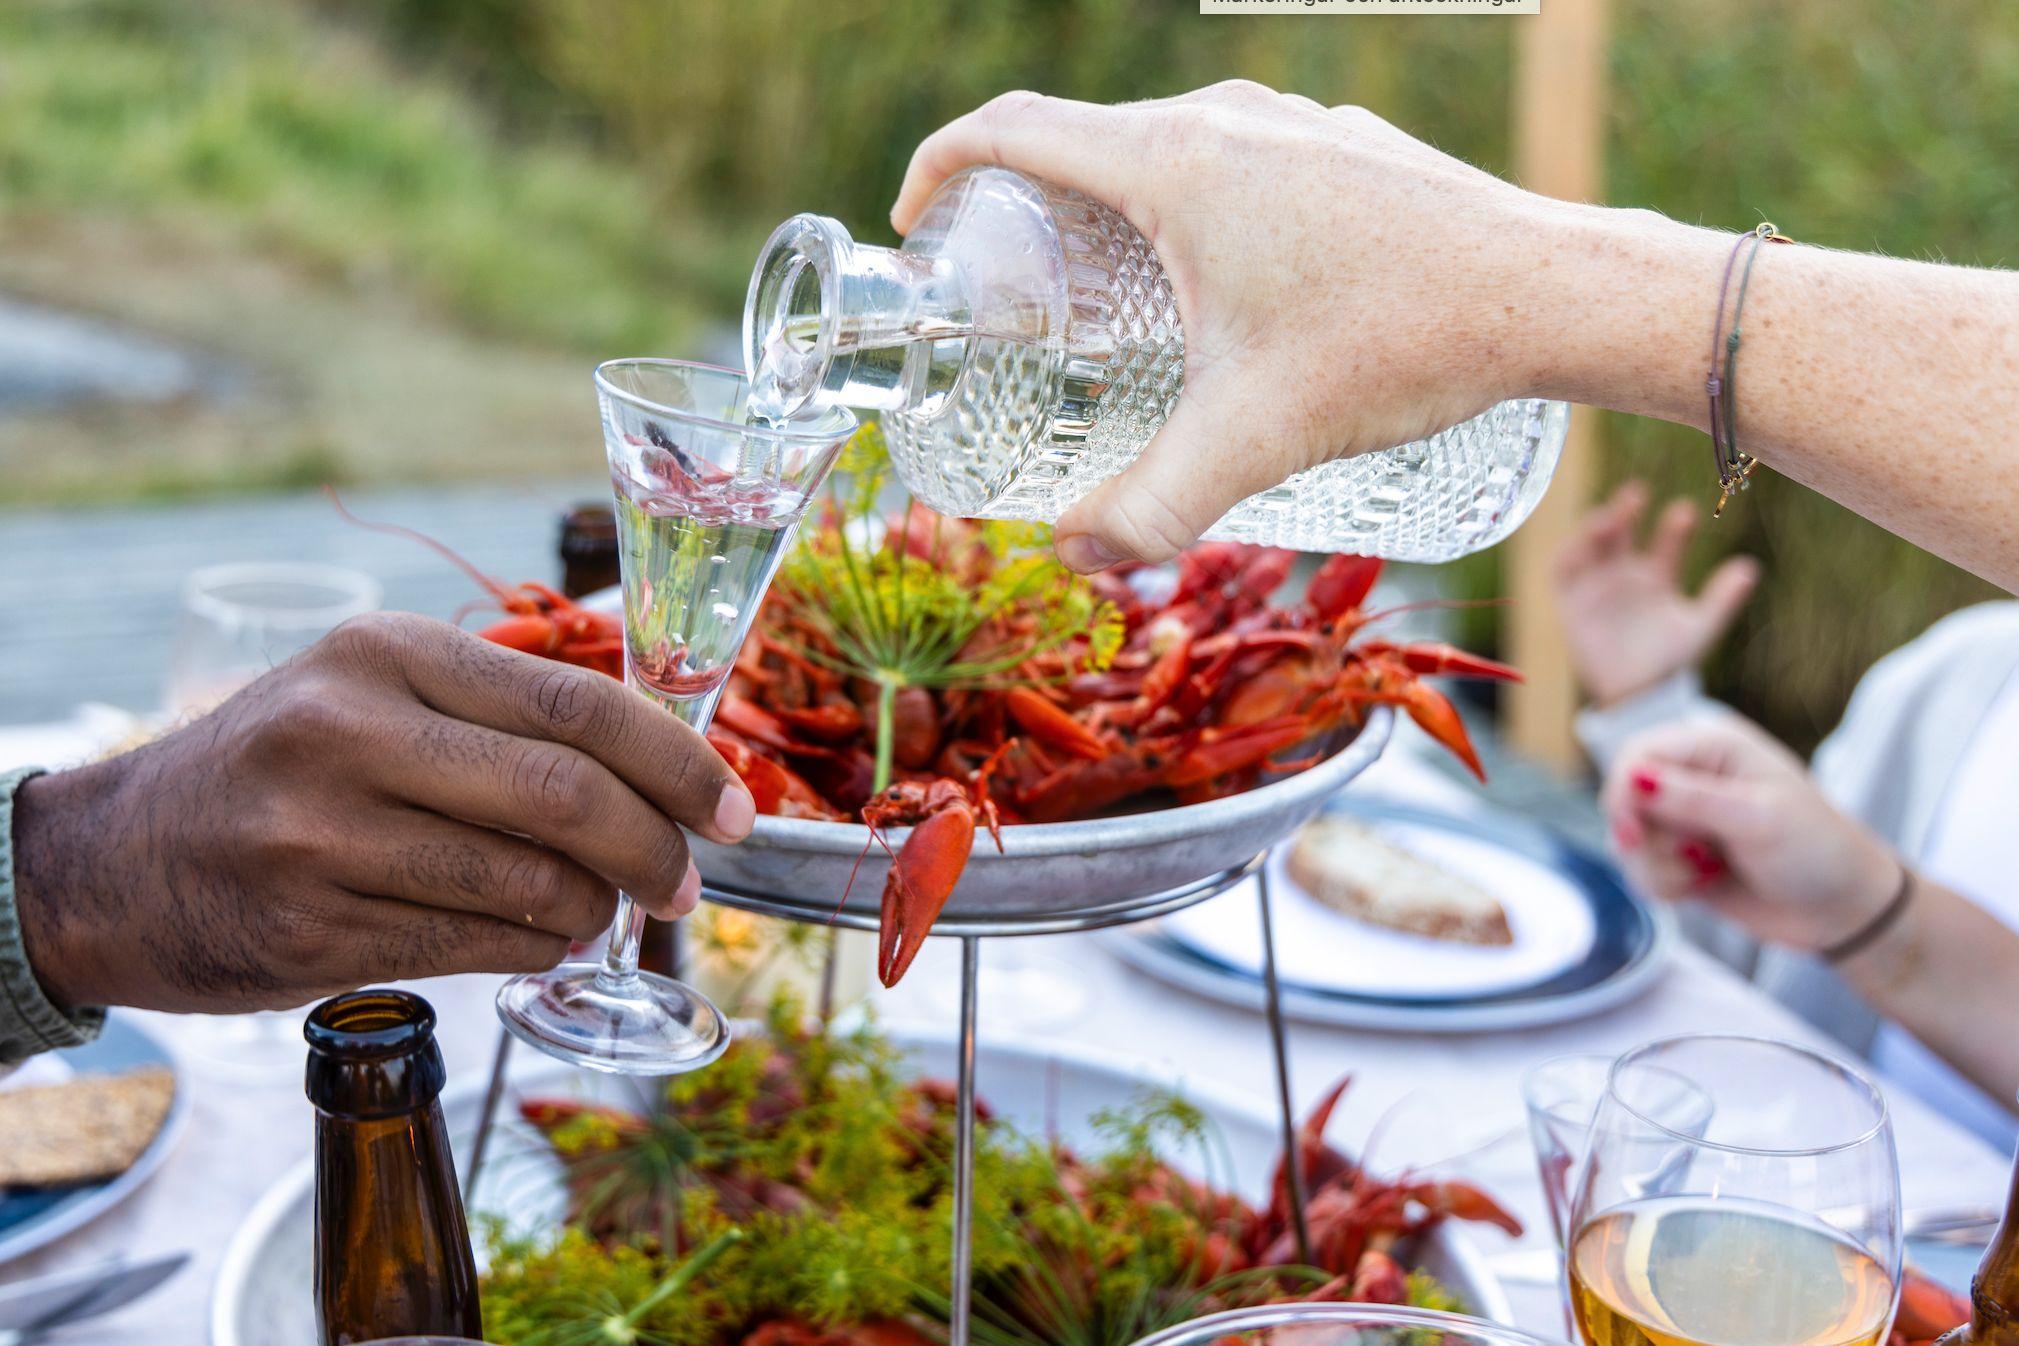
[1286,817,1514,947]
[0,1066,176,1188]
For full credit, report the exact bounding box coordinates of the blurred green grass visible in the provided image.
[2,0,2010,748]
[0,0,743,352]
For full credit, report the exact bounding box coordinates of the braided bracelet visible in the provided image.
[1820,862,1915,966]
[1705,222,1794,516]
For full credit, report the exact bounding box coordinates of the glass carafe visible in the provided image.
[745,166,1568,561]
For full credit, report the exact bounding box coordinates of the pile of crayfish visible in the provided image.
[356,486,1518,989]
[712,526,1520,986]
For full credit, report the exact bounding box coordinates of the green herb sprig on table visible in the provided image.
[480,994,1469,1346]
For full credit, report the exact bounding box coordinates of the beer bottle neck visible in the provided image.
[1945,1146,2019,1346]
[304,989,447,1121]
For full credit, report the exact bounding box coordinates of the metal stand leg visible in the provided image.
[951,937,980,1346]
[463,1026,514,1202]
[817,929,840,1025]
[1257,862,1312,1265]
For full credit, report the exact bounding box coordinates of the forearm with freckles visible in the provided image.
[1835,875,2019,1108]
[1510,201,2019,591]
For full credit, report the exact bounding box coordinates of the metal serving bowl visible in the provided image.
[689,707,1394,932]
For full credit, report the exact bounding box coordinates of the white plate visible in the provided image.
[1102,914,1671,1034]
[0,1012,188,1267]
[212,1025,1512,1345]
[1161,817,1597,1001]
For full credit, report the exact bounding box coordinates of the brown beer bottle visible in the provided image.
[1939,1147,2019,1346]
[306,989,483,1346]
[558,503,620,601]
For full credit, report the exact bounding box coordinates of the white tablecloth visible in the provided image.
[5,927,2007,1343]
[2,732,2008,1340]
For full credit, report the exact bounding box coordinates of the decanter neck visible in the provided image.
[743,213,969,420]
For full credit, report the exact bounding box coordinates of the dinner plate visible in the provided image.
[0,1012,187,1265]
[1160,815,1598,1001]
[212,1024,1514,1345]
[1105,801,1671,1033]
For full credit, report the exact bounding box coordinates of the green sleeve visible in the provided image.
[1,766,105,1065]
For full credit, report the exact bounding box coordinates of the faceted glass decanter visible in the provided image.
[745,166,1568,562]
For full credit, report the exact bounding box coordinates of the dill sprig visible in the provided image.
[480,995,1472,1346]
[771,422,1122,791]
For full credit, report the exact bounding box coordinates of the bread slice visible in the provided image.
[1285,817,1513,947]
[0,1066,176,1188]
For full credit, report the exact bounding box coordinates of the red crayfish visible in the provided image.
[365,484,1519,991]
[329,489,623,676]
[719,534,1519,986]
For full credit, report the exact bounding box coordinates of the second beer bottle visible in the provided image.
[307,989,483,1346]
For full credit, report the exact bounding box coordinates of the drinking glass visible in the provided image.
[164,562,381,1077]
[1522,1052,1713,1250]
[165,562,383,716]
[1128,1302,1571,1346]
[1566,1035,1902,1346]
[494,359,857,1075]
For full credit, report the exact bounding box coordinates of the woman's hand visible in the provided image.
[892,82,1556,572]
[12,613,755,1014]
[1601,715,1899,953]
[897,83,2019,592]
[1553,481,1759,707]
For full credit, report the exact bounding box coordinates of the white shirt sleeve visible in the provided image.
[1571,670,1732,772]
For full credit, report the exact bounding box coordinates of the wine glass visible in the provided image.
[165,562,381,1077]
[1522,1052,1714,1249]
[1127,1302,1571,1346]
[495,359,856,1075]
[165,562,383,717]
[1566,1035,1902,1346]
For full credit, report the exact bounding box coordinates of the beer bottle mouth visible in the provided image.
[306,988,437,1060]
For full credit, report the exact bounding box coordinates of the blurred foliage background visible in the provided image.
[1,0,2011,750]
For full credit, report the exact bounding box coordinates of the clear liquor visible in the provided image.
[610,462,800,713]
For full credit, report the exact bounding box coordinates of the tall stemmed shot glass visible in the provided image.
[1566,1035,1902,1346]
[495,360,857,1075]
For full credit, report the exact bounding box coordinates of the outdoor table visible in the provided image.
[6,920,2005,1341]
[1,702,2006,1340]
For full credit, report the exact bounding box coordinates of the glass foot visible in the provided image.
[495,962,729,1076]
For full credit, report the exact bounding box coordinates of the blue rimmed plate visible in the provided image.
[1101,799,1671,1032]
[0,1013,187,1265]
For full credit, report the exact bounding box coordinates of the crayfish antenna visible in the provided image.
[834,814,901,924]
[325,486,525,612]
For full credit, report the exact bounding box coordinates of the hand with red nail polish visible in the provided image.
[1601,714,1897,953]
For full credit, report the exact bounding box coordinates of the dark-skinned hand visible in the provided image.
[10,612,754,1013]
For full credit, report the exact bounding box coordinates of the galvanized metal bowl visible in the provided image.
[690,707,1394,932]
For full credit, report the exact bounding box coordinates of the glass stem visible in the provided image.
[596,682,723,992]
[599,894,647,987]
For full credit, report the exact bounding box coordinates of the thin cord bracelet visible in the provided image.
[1706,222,1794,516]
[1821,862,1915,966]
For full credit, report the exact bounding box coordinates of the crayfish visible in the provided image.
[329,490,624,676]
[369,478,1520,991]
[723,533,1520,986]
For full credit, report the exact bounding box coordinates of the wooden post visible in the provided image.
[1505,0,1610,771]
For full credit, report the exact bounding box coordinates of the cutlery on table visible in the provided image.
[0,1251,189,1344]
